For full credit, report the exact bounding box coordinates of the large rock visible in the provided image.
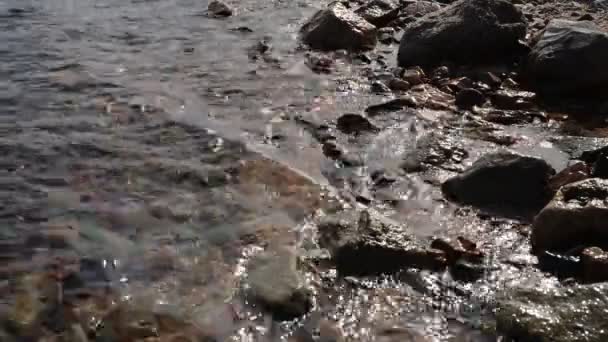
[301,2,377,51]
[526,19,608,95]
[497,284,608,342]
[247,246,312,319]
[397,0,527,67]
[532,178,608,253]
[317,210,447,275]
[442,151,555,216]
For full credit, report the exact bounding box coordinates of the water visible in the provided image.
[0,0,586,340]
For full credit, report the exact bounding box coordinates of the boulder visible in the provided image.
[526,19,608,95]
[317,210,447,275]
[496,284,608,342]
[532,178,608,253]
[397,0,527,67]
[442,151,555,216]
[455,88,486,109]
[301,2,378,51]
[355,0,400,28]
[247,246,312,319]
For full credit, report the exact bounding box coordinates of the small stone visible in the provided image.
[355,0,400,28]
[476,71,502,88]
[208,0,233,17]
[455,88,485,109]
[388,78,411,91]
[578,13,594,21]
[301,2,377,51]
[336,113,378,134]
[365,96,418,115]
[401,67,425,85]
[490,89,536,110]
[431,66,450,80]
[370,80,391,93]
[581,247,608,283]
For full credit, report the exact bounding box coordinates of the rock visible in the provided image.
[592,154,608,179]
[401,67,425,85]
[397,0,527,67]
[248,246,312,319]
[370,81,391,93]
[365,96,418,115]
[400,132,468,172]
[301,2,378,51]
[336,113,378,135]
[581,247,608,283]
[548,162,590,191]
[532,178,608,252]
[208,0,233,17]
[455,88,485,109]
[482,109,546,125]
[317,210,447,275]
[401,1,441,17]
[388,78,411,91]
[476,71,502,88]
[442,151,555,216]
[526,19,608,95]
[496,284,608,342]
[490,89,536,110]
[355,0,400,28]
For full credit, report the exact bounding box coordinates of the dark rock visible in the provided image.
[476,71,502,88]
[336,113,378,134]
[305,53,334,74]
[388,78,411,91]
[451,259,487,281]
[496,284,608,342]
[578,13,594,21]
[208,0,233,17]
[317,210,447,275]
[301,2,378,51]
[248,247,312,319]
[400,132,468,172]
[401,1,441,17]
[401,67,425,85]
[442,151,555,216]
[482,109,546,125]
[370,81,391,93]
[592,154,608,179]
[490,89,536,110]
[355,0,400,28]
[431,66,450,80]
[526,19,608,95]
[397,0,527,67]
[549,162,590,191]
[581,247,608,283]
[455,88,485,109]
[532,178,608,253]
[365,96,418,115]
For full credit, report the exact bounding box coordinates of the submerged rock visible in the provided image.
[248,246,312,319]
[301,2,377,51]
[317,210,447,275]
[497,284,608,342]
[526,19,608,95]
[355,0,400,28]
[442,151,555,216]
[532,178,608,253]
[397,0,527,67]
[400,132,468,172]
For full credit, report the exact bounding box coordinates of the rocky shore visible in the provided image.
[2,0,608,340]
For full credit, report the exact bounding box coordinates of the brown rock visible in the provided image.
[548,162,590,191]
[581,247,608,283]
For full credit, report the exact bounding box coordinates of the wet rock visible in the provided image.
[400,67,425,85]
[401,1,442,17]
[397,0,527,67]
[482,109,546,125]
[306,53,334,74]
[378,27,397,44]
[476,71,502,88]
[248,246,312,319]
[365,96,418,116]
[592,154,608,179]
[355,0,400,28]
[208,0,233,17]
[336,113,378,135]
[579,246,608,283]
[490,89,536,110]
[301,2,377,51]
[370,81,391,93]
[317,210,447,275]
[532,178,608,253]
[442,151,555,216]
[526,19,608,95]
[400,132,468,172]
[431,237,485,281]
[548,162,590,191]
[455,88,485,109]
[497,284,608,342]
[388,78,410,91]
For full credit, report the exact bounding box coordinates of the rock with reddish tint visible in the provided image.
[397,0,527,67]
[533,178,608,253]
[581,247,608,283]
[526,19,608,96]
[401,1,441,17]
[355,0,400,28]
[455,88,486,109]
[301,2,377,51]
[548,162,590,191]
[442,151,555,216]
[317,210,447,275]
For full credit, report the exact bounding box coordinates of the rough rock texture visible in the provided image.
[532,178,608,253]
[442,151,555,216]
[526,19,608,95]
[397,0,527,67]
[317,210,447,275]
[301,2,377,51]
[582,247,608,283]
[208,0,233,17]
[355,0,400,28]
[247,247,312,319]
[400,132,468,172]
[497,284,608,342]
